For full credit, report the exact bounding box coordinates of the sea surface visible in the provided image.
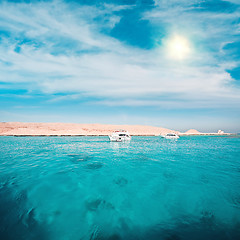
[0,136,240,240]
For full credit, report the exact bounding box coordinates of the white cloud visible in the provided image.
[0,0,239,109]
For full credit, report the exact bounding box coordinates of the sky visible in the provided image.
[0,0,240,132]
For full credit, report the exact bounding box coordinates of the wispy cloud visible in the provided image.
[0,0,239,110]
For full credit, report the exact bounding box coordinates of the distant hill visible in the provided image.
[185,129,201,134]
[0,122,176,136]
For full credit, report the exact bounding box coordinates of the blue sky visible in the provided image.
[0,0,240,132]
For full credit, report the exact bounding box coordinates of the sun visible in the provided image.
[167,35,191,60]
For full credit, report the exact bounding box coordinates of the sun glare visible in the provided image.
[167,35,191,60]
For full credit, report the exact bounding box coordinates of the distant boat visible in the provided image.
[162,133,179,139]
[109,130,131,142]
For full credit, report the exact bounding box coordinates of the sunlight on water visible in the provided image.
[0,136,240,240]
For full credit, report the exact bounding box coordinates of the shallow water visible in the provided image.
[0,136,240,240]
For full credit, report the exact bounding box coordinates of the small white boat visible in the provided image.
[163,133,179,139]
[109,130,131,142]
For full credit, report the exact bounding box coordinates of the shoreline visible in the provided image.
[0,134,235,137]
[179,133,233,136]
[0,122,234,137]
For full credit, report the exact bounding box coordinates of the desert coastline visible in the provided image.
[0,122,233,136]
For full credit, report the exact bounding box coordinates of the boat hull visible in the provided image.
[109,136,131,142]
[165,136,179,139]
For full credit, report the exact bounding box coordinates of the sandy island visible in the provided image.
[0,122,232,136]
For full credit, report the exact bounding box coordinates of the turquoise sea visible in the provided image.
[0,136,240,240]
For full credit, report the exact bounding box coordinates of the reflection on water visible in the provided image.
[110,141,131,150]
[0,136,240,240]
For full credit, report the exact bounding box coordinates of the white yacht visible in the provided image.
[163,133,179,139]
[109,130,131,142]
